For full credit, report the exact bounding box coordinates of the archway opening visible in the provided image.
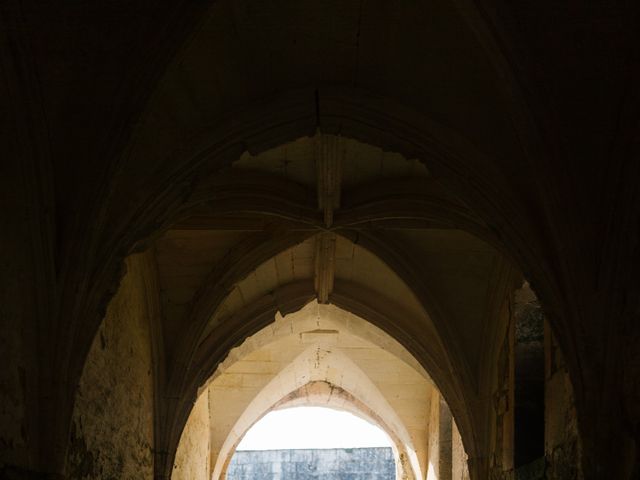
[172,302,473,480]
[149,133,570,480]
[228,406,395,479]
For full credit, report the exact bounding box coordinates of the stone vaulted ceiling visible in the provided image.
[196,302,435,480]
[149,133,519,477]
[6,0,640,477]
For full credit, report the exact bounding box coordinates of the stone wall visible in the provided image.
[172,391,210,480]
[544,323,581,480]
[426,389,440,480]
[452,422,470,480]
[425,390,470,480]
[0,158,44,476]
[66,255,155,479]
[0,204,30,474]
[227,448,395,479]
[438,399,453,480]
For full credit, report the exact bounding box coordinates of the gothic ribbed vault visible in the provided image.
[3,1,640,479]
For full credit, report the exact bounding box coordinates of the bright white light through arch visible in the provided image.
[236,406,393,450]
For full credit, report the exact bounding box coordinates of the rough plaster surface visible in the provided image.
[172,391,210,480]
[66,256,154,479]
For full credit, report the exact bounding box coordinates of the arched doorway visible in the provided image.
[172,301,469,480]
[227,406,396,479]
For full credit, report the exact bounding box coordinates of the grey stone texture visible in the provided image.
[227,447,395,480]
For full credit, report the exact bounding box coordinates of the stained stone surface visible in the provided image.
[66,257,155,480]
